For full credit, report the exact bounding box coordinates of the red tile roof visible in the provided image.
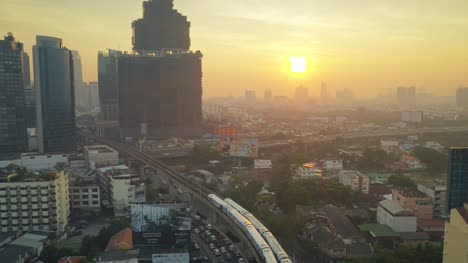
[105,228,133,252]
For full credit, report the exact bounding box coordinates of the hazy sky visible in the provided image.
[3,0,468,98]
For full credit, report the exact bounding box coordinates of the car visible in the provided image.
[194,228,200,234]
[209,243,215,250]
[228,245,235,251]
[194,243,199,250]
[237,258,245,263]
[214,249,221,256]
[225,253,233,260]
[220,247,227,253]
[200,226,206,231]
[206,224,212,229]
[210,235,217,241]
[204,230,211,235]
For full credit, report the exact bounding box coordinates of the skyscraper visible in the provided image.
[0,33,28,157]
[98,50,121,122]
[132,0,190,51]
[295,86,309,103]
[447,148,468,212]
[456,87,468,108]
[320,82,327,103]
[118,51,202,139]
[33,36,76,153]
[264,89,272,102]
[117,0,202,140]
[245,90,257,103]
[397,86,416,107]
[71,51,84,112]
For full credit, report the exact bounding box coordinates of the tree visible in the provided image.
[345,243,443,263]
[39,245,76,263]
[357,148,390,171]
[54,162,67,171]
[189,145,220,164]
[388,174,416,188]
[414,147,447,173]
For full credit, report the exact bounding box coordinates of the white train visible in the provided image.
[208,194,277,263]
[225,198,293,263]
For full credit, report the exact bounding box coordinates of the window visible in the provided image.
[92,201,99,205]
[92,194,98,199]
[82,201,89,206]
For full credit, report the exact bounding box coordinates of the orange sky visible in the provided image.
[2,0,468,98]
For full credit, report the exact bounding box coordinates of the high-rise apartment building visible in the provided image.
[264,89,272,102]
[443,204,468,263]
[118,51,202,139]
[33,36,76,153]
[0,171,70,234]
[245,90,256,103]
[295,86,309,103]
[0,33,28,157]
[320,82,327,103]
[98,50,121,122]
[397,86,416,107]
[116,0,202,140]
[447,147,468,212]
[456,87,468,108]
[132,0,190,51]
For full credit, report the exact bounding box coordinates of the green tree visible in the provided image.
[39,245,76,263]
[189,145,220,164]
[414,147,447,173]
[357,148,390,171]
[345,243,443,263]
[388,174,416,188]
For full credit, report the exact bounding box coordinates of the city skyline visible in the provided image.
[3,0,468,99]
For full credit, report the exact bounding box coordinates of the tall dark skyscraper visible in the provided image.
[447,147,468,212]
[33,36,76,153]
[116,0,202,140]
[98,50,121,122]
[132,0,190,51]
[118,51,202,139]
[0,33,28,157]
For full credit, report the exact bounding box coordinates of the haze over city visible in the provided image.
[3,0,468,98]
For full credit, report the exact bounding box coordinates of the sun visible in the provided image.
[289,57,307,74]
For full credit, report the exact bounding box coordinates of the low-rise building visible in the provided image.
[97,165,145,216]
[401,155,426,169]
[322,159,343,171]
[0,231,50,263]
[392,189,433,221]
[84,145,119,169]
[70,177,101,215]
[297,163,323,178]
[0,171,70,234]
[366,172,396,184]
[377,200,417,232]
[339,170,369,194]
[443,204,468,263]
[417,181,447,218]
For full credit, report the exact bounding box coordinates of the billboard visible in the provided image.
[229,138,259,158]
[131,203,192,247]
[214,127,238,139]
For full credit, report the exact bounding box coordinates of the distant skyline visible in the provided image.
[3,0,468,98]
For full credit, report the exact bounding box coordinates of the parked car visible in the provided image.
[214,249,221,256]
[220,246,227,254]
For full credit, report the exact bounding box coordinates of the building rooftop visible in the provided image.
[84,145,116,154]
[393,188,429,199]
[105,228,133,252]
[98,165,130,176]
[358,224,399,238]
[321,205,364,241]
[254,159,272,169]
[379,200,414,216]
[417,181,446,190]
[0,244,34,263]
[57,256,86,263]
[70,177,99,188]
